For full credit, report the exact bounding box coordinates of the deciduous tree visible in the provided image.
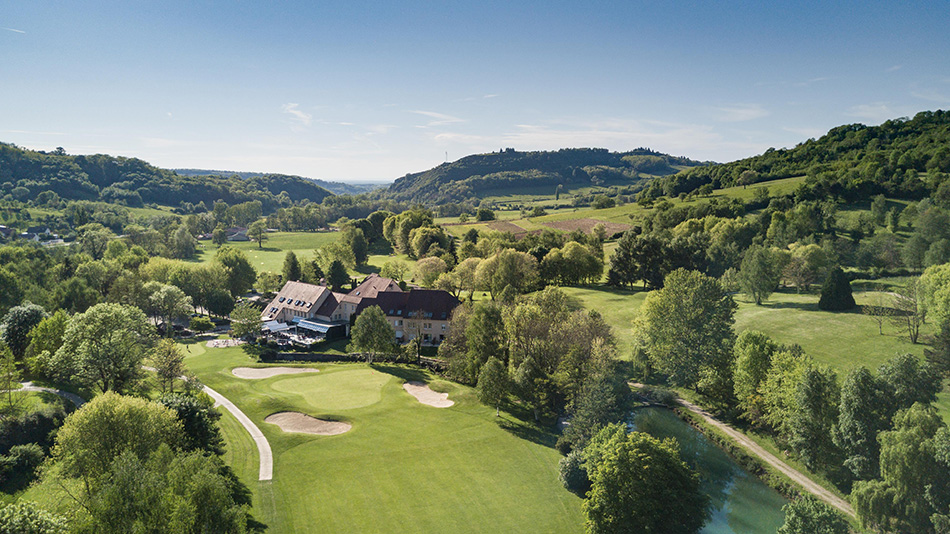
[348,306,395,362]
[777,496,850,534]
[582,425,708,534]
[635,269,736,392]
[477,357,508,416]
[53,303,155,393]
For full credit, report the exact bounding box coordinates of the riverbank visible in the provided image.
[629,383,856,519]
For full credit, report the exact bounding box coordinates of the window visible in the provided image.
[396,320,403,327]
[423,322,432,329]
[441,324,447,331]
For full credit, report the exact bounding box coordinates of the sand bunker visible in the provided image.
[264,412,351,435]
[207,339,246,348]
[231,367,319,379]
[403,381,454,408]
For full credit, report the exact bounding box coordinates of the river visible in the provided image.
[629,407,789,534]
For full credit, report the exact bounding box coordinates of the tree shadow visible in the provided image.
[372,364,430,384]
[497,416,558,449]
[757,300,818,312]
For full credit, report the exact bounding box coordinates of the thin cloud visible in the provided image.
[846,102,898,122]
[2,129,66,136]
[711,104,769,122]
[911,89,950,104]
[281,103,312,126]
[886,65,902,72]
[483,94,499,99]
[1,27,25,34]
[409,110,464,127]
[782,126,825,140]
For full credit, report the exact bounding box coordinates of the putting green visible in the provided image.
[270,368,393,411]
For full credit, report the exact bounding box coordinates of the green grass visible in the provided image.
[194,231,341,274]
[559,286,647,358]
[183,342,583,534]
[733,291,931,371]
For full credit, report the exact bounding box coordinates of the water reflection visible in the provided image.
[629,408,788,534]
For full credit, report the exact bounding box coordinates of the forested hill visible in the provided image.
[173,168,384,196]
[377,147,709,205]
[642,109,950,201]
[0,143,333,210]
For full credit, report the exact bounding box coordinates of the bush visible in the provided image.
[638,385,678,406]
[0,404,68,455]
[0,443,45,491]
[557,449,590,495]
[0,501,68,534]
[818,266,856,311]
[189,316,214,334]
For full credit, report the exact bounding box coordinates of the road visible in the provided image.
[631,383,855,518]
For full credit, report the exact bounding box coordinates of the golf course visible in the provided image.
[183,340,583,534]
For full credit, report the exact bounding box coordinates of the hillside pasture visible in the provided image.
[194,231,341,274]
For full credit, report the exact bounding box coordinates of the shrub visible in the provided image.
[557,449,590,495]
[818,266,856,311]
[0,443,44,491]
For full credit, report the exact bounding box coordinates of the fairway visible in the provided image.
[183,344,583,534]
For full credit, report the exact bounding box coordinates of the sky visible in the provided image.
[2,1,950,183]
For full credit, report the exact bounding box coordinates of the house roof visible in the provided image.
[341,273,402,304]
[262,281,329,319]
[357,289,460,321]
[314,291,348,318]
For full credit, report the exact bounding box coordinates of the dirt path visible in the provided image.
[631,383,855,518]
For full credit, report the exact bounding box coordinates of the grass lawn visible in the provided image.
[193,231,341,274]
[559,286,647,358]
[557,283,948,421]
[182,341,583,534]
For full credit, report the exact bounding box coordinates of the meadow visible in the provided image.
[194,231,341,274]
[180,341,583,534]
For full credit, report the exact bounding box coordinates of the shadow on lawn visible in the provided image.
[372,364,430,384]
[498,416,558,449]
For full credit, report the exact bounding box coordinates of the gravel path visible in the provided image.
[14,382,85,407]
[142,366,273,482]
[203,385,273,482]
[631,383,855,518]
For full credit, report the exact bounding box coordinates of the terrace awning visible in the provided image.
[262,321,291,333]
[294,318,332,334]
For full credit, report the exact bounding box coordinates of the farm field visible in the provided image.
[194,231,341,274]
[181,342,583,534]
[438,175,807,239]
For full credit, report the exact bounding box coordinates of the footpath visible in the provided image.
[631,383,855,518]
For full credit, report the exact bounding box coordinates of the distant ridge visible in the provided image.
[374,147,710,205]
[173,168,386,196]
[0,143,333,209]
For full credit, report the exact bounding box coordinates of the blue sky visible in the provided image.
[2,1,949,182]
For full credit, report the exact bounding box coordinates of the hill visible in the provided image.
[173,168,385,196]
[0,143,333,211]
[376,147,709,205]
[642,109,950,201]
